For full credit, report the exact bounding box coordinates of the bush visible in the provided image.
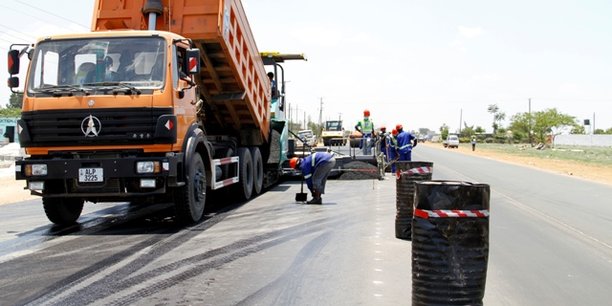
[0,108,21,117]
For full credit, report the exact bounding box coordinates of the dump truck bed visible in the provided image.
[92,0,271,141]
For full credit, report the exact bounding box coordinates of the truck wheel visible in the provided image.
[250,147,263,195]
[42,197,84,225]
[175,153,206,224]
[234,147,253,201]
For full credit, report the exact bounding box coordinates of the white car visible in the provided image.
[446,135,459,148]
[297,130,317,147]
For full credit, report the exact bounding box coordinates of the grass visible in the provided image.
[473,143,612,166]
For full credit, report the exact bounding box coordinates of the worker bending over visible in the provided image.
[290,152,336,204]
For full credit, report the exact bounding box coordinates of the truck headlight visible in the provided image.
[24,164,48,176]
[136,161,160,174]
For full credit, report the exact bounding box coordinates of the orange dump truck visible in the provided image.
[7,0,304,225]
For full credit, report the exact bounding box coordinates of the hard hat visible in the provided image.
[395,124,403,131]
[391,129,398,136]
[380,126,386,131]
[363,109,370,117]
[289,157,300,169]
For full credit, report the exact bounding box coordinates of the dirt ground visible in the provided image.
[421,142,612,187]
[1,144,610,207]
[0,168,38,206]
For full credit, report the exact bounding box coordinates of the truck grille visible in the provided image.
[20,108,174,147]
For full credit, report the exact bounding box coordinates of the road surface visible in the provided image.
[0,144,610,305]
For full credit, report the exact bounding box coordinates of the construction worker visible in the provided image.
[396,124,417,161]
[388,129,399,172]
[378,126,388,159]
[354,109,375,155]
[289,152,336,204]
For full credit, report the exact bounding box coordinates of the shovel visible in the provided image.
[295,133,308,203]
[295,174,308,202]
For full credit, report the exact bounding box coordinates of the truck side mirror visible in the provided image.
[7,77,19,88]
[184,49,200,75]
[8,50,20,75]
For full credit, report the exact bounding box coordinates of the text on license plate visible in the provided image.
[79,168,103,183]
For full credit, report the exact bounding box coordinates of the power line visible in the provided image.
[0,24,37,41]
[0,37,14,44]
[0,3,86,33]
[0,30,29,42]
[13,0,89,30]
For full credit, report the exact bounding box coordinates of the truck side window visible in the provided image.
[172,45,188,88]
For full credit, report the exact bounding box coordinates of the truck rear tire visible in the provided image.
[42,197,84,225]
[234,147,253,201]
[251,147,263,195]
[175,153,206,224]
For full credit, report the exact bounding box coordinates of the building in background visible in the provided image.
[0,118,18,144]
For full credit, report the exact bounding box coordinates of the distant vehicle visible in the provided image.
[321,120,346,146]
[446,135,459,148]
[297,130,317,147]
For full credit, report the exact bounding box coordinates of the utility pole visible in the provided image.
[458,108,463,134]
[528,98,532,146]
[593,112,596,135]
[318,97,323,137]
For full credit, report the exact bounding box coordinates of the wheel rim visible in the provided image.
[194,168,205,203]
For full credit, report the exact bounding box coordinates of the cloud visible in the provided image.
[458,26,484,39]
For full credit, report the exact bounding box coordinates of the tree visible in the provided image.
[510,108,576,144]
[460,122,475,138]
[0,108,21,117]
[508,112,530,142]
[474,126,486,134]
[487,104,506,135]
[8,92,23,109]
[570,124,585,134]
[439,123,449,140]
[418,128,431,136]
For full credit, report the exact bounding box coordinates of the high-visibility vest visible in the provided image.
[359,119,374,133]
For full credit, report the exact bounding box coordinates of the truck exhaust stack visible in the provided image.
[143,0,163,30]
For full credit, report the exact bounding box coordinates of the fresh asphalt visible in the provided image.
[0,143,610,305]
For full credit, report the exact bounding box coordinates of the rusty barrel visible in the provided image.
[395,161,433,240]
[412,181,490,306]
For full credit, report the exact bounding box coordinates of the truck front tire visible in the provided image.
[175,153,206,224]
[42,197,84,225]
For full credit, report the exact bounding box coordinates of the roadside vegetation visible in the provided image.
[469,143,612,167]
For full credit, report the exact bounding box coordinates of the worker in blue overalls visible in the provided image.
[355,109,375,156]
[388,129,399,172]
[290,152,336,204]
[395,124,417,161]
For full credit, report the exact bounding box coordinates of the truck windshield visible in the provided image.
[325,121,342,131]
[27,37,166,94]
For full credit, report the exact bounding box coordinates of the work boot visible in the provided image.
[307,191,322,204]
[307,197,322,204]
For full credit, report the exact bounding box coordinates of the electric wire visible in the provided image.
[0,3,84,33]
[13,0,89,30]
[0,24,37,41]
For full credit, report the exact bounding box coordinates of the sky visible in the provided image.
[0,0,610,134]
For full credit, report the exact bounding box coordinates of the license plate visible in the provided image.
[79,168,103,183]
